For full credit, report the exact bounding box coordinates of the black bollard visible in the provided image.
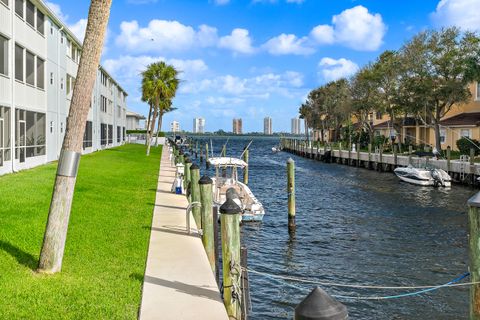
[295,287,348,320]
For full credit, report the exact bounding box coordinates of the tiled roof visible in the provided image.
[439,112,480,126]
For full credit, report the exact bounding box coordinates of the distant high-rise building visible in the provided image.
[291,118,302,135]
[233,118,243,134]
[264,117,272,135]
[171,121,180,133]
[193,117,205,133]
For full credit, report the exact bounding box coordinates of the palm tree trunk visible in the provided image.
[145,103,153,146]
[146,107,157,156]
[155,112,163,147]
[38,0,112,274]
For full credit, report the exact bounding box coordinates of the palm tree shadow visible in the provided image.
[0,240,37,270]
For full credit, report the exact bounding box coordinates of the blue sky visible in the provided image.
[47,0,480,133]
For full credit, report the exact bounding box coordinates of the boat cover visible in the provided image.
[208,157,248,168]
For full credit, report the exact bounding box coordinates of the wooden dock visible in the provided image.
[139,147,228,320]
[281,138,480,185]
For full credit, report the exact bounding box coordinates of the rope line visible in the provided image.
[246,268,477,290]
[246,268,473,300]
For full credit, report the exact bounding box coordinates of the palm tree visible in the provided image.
[141,62,179,155]
[38,0,112,274]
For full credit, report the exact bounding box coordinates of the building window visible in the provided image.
[0,35,7,76]
[83,121,93,149]
[375,112,382,120]
[117,105,121,118]
[108,99,112,114]
[25,50,34,85]
[66,74,75,96]
[15,44,23,81]
[71,44,76,62]
[108,124,113,144]
[123,127,126,141]
[461,129,471,139]
[100,123,107,146]
[0,106,11,166]
[15,109,45,161]
[440,129,446,144]
[36,57,44,89]
[477,82,480,100]
[37,10,44,35]
[15,0,23,18]
[117,126,121,143]
[100,95,107,113]
[26,0,34,28]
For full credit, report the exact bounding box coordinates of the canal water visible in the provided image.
[189,136,476,319]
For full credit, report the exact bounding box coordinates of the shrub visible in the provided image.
[456,137,480,156]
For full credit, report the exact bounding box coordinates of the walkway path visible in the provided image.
[139,146,228,320]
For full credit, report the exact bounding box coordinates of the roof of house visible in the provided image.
[126,111,146,120]
[439,112,480,127]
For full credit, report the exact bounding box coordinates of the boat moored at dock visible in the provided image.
[208,157,265,222]
[394,165,452,187]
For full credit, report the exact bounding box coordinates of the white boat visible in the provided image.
[208,157,265,222]
[394,165,451,187]
[272,147,279,153]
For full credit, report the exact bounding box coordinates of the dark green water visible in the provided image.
[189,136,476,319]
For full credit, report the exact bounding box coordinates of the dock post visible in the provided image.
[409,145,413,165]
[195,141,198,159]
[356,143,360,167]
[447,146,451,173]
[220,199,242,320]
[287,158,296,231]
[184,158,192,199]
[199,175,215,275]
[205,143,210,169]
[240,247,250,320]
[200,144,204,163]
[468,193,480,319]
[368,144,372,169]
[190,164,201,227]
[178,152,185,166]
[378,146,383,172]
[243,147,249,185]
[294,287,348,320]
[393,144,398,167]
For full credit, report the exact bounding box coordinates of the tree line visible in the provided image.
[299,27,480,153]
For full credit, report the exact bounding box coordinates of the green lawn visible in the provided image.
[0,144,162,319]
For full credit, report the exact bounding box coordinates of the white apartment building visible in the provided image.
[193,117,205,134]
[171,120,180,133]
[126,110,145,131]
[0,0,127,176]
[291,118,302,135]
[264,116,272,135]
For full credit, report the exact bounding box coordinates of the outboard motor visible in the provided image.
[431,169,444,187]
[226,187,243,209]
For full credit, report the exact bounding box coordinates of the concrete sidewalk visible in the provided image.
[139,146,228,320]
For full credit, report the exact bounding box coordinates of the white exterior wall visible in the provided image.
[0,0,128,176]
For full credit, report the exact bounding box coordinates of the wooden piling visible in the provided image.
[393,145,398,167]
[468,192,480,319]
[446,146,451,172]
[184,158,192,198]
[199,175,215,275]
[408,145,413,165]
[240,247,250,320]
[190,164,201,227]
[220,199,242,320]
[243,148,249,185]
[368,144,372,169]
[287,158,296,230]
[213,206,220,285]
[206,143,210,169]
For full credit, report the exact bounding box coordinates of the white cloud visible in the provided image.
[197,25,219,47]
[310,25,335,45]
[262,34,314,55]
[318,57,359,82]
[103,55,208,84]
[69,19,88,42]
[431,0,480,31]
[45,1,68,21]
[331,5,386,51]
[219,29,255,54]
[263,5,386,55]
[116,20,198,53]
